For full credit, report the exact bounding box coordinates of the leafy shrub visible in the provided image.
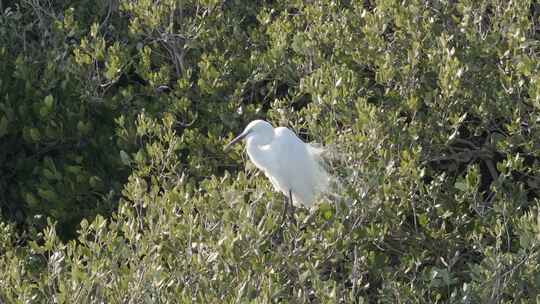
[1,0,540,303]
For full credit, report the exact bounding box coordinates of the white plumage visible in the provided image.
[225,120,329,207]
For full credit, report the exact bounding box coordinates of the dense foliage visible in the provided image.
[1,0,540,302]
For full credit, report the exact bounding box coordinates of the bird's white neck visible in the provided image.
[245,136,273,169]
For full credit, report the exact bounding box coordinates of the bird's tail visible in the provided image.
[307,143,331,195]
[308,143,356,207]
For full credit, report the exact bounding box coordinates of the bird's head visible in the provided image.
[224,120,273,151]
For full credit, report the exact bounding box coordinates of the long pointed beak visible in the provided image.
[224,131,249,151]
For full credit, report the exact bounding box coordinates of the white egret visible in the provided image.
[224,120,330,211]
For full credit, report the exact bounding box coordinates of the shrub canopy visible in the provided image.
[1,0,540,302]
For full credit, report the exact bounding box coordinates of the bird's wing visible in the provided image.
[261,127,295,189]
[273,127,330,205]
[271,127,310,204]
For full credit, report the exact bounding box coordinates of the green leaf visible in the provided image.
[319,203,334,220]
[454,181,467,192]
[24,192,39,207]
[120,150,131,165]
[29,128,41,142]
[418,214,428,227]
[37,188,58,202]
[0,115,8,137]
[44,94,54,108]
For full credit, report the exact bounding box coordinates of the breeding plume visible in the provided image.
[225,120,330,207]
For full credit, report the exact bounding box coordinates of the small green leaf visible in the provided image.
[120,150,131,165]
[44,95,54,108]
[89,176,103,189]
[0,116,8,137]
[319,203,334,220]
[37,188,58,202]
[25,193,39,207]
[418,214,428,227]
[29,128,41,142]
[454,181,467,192]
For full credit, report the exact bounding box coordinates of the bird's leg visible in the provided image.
[280,194,289,228]
[278,190,298,228]
[279,190,294,228]
[288,189,297,226]
[288,189,293,214]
